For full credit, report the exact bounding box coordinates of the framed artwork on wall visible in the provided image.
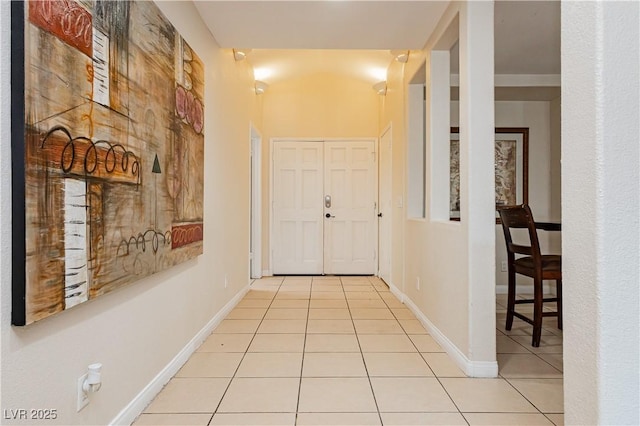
[449,127,529,222]
[11,0,205,325]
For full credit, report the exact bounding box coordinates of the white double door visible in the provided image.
[272,140,377,275]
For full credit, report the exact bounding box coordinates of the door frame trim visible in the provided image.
[378,123,393,284]
[269,137,379,275]
[250,124,262,279]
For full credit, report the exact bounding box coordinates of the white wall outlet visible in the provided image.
[416,277,421,290]
[501,261,508,272]
[224,274,228,289]
[77,374,89,412]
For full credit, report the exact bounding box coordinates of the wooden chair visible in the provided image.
[497,204,562,347]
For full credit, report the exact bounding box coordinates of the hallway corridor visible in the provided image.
[134,276,563,425]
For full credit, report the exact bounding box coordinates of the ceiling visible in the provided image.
[494,1,560,75]
[194,1,560,98]
[195,1,449,50]
[194,1,449,86]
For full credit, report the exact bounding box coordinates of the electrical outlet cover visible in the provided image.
[77,374,89,412]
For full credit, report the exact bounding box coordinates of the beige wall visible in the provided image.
[259,72,380,272]
[452,100,562,288]
[379,59,411,292]
[0,2,259,424]
[496,101,562,288]
[383,2,498,373]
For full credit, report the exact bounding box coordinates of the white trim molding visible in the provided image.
[109,284,250,425]
[450,73,561,88]
[250,124,262,280]
[392,285,499,378]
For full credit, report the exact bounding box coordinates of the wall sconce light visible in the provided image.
[255,80,269,95]
[390,50,410,63]
[233,48,251,61]
[373,81,387,95]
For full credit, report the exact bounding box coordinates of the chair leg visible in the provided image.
[556,279,563,330]
[531,276,544,347]
[506,268,516,331]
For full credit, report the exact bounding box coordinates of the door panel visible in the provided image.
[272,141,324,274]
[272,140,377,275]
[323,141,377,275]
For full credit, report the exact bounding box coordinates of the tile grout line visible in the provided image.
[497,307,564,376]
[147,276,562,426]
[207,276,284,425]
[371,277,471,424]
[353,276,385,426]
[293,276,313,425]
[203,276,257,424]
[502,375,555,418]
[543,412,562,426]
[497,305,563,417]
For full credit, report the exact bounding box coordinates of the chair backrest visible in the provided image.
[497,204,541,260]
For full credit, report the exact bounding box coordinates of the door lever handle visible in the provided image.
[325,213,335,218]
[378,212,383,217]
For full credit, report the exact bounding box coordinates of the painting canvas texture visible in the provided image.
[449,140,460,214]
[494,139,517,207]
[449,139,518,216]
[12,0,204,325]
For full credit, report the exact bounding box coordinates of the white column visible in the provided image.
[562,1,640,424]
[459,1,497,370]
[427,49,451,221]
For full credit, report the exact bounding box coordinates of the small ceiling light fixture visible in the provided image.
[255,80,269,95]
[373,81,387,96]
[390,50,410,63]
[233,48,252,61]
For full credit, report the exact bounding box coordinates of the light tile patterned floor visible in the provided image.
[134,277,563,426]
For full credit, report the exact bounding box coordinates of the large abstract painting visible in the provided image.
[11,0,205,325]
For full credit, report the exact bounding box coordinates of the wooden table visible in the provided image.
[535,222,561,231]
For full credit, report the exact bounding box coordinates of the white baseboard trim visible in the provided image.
[109,284,250,426]
[464,359,500,377]
[387,282,404,303]
[401,293,499,378]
